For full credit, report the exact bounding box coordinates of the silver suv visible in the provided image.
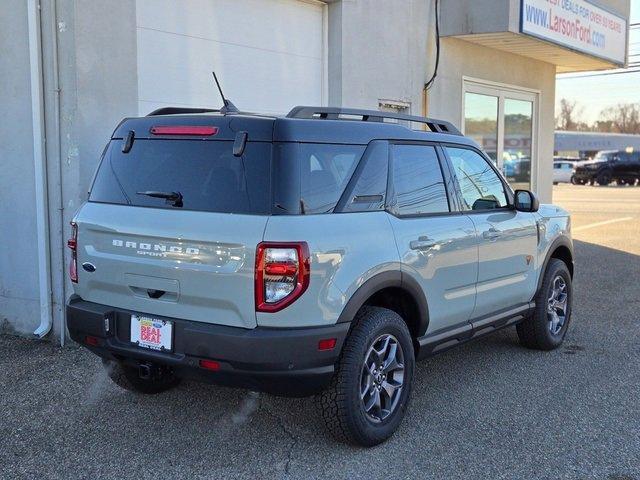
[67,106,573,446]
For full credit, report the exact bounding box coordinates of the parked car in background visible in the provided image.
[503,155,531,184]
[572,150,640,186]
[553,160,576,184]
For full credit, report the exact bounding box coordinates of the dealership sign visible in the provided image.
[521,0,627,65]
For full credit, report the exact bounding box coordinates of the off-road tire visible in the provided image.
[317,307,415,447]
[597,170,612,186]
[517,259,572,350]
[102,359,181,394]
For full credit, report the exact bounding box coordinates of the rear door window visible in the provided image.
[89,140,271,214]
[389,144,449,216]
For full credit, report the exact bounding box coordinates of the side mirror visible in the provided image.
[513,189,539,212]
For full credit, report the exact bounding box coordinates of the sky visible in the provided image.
[555,0,640,124]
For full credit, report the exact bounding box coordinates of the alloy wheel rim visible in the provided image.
[360,334,405,423]
[547,275,568,335]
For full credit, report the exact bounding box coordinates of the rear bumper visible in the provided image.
[66,296,349,397]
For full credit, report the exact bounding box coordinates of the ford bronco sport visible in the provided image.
[67,105,574,447]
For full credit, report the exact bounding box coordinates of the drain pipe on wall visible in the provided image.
[422,0,440,122]
[49,0,66,346]
[28,0,54,339]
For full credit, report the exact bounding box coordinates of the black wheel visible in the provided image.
[318,306,415,447]
[570,176,579,185]
[617,178,627,186]
[597,170,612,186]
[517,259,572,350]
[553,181,559,186]
[588,179,595,186]
[102,359,181,394]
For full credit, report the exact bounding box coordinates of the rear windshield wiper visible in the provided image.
[136,190,183,207]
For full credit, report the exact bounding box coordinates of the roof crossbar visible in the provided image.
[286,106,462,135]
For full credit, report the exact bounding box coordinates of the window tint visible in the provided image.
[342,141,388,213]
[390,144,449,216]
[90,140,271,214]
[446,147,508,210]
[299,144,364,214]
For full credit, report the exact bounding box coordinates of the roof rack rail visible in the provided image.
[286,106,462,136]
[147,107,219,116]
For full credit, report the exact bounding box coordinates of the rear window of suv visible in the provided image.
[89,140,271,214]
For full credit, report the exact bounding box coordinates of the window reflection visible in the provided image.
[464,93,498,163]
[503,99,533,191]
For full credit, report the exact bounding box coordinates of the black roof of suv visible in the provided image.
[112,106,474,147]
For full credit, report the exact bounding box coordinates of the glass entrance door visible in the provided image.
[463,80,538,192]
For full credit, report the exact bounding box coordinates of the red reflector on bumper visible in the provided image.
[85,335,99,346]
[318,338,337,351]
[199,359,220,371]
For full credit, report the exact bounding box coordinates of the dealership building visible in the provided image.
[0,0,630,341]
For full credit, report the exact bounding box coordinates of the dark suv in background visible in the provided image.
[573,149,640,186]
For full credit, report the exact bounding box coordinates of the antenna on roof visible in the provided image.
[212,71,239,114]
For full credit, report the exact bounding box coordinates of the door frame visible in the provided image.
[461,76,541,193]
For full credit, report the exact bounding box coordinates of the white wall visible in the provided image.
[328,0,435,114]
[0,0,41,334]
[135,0,324,115]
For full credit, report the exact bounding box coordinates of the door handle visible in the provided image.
[483,227,501,240]
[410,236,437,250]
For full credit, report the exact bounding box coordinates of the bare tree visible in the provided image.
[556,98,583,131]
[599,103,640,134]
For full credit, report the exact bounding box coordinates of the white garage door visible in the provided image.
[136,0,325,116]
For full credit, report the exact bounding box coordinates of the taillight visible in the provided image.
[67,222,78,283]
[255,242,310,313]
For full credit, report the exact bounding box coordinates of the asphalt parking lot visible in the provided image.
[2,184,639,480]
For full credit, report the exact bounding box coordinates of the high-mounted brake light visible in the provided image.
[68,222,78,283]
[255,242,310,313]
[149,125,219,136]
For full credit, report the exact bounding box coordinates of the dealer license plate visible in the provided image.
[130,315,173,352]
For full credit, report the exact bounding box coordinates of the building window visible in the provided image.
[463,80,538,192]
[464,93,498,163]
[503,98,533,192]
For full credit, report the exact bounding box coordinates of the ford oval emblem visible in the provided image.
[82,262,96,273]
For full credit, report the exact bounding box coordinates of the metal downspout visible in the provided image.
[49,0,66,346]
[28,0,54,338]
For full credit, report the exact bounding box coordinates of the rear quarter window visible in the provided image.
[89,139,271,214]
[298,144,365,214]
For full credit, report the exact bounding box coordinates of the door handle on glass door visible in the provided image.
[483,228,501,240]
[410,236,437,250]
